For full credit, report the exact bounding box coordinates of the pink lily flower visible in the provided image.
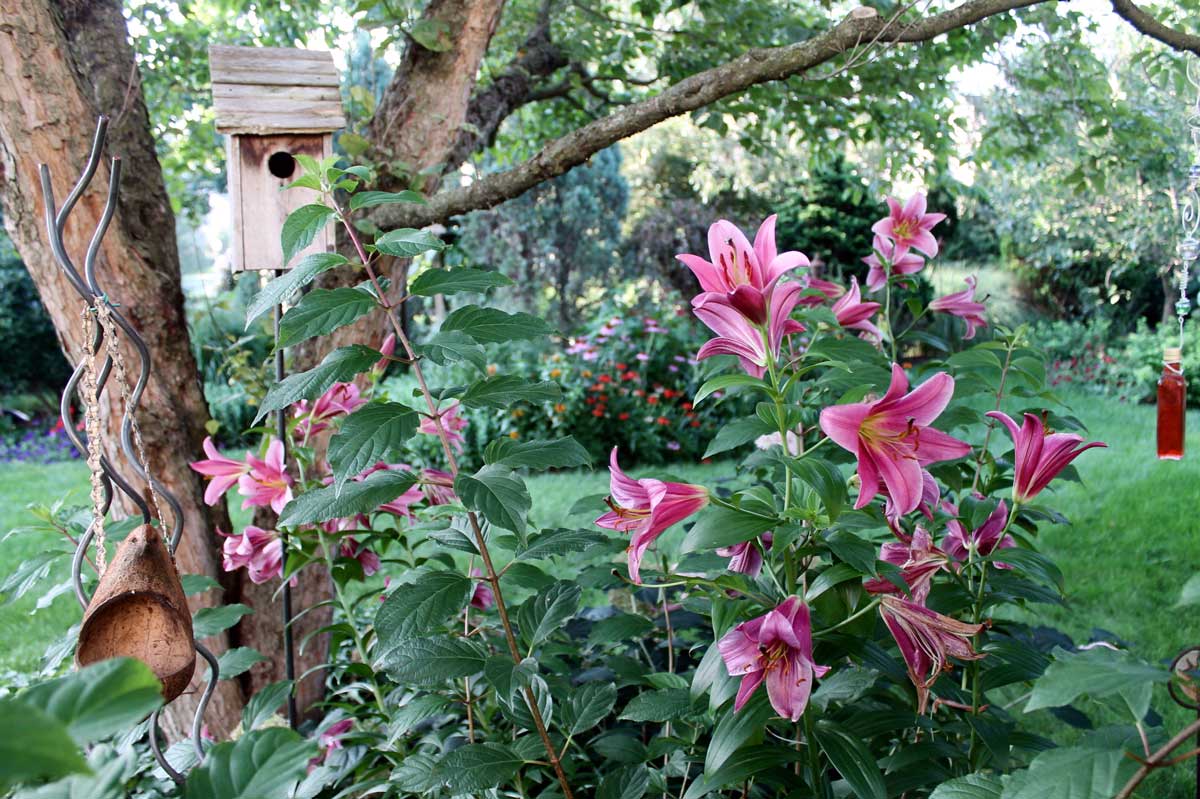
[238,438,294,515]
[693,282,806,378]
[421,468,458,505]
[879,594,983,714]
[469,567,495,611]
[354,462,424,517]
[418,401,469,453]
[677,215,810,320]
[864,235,925,293]
[190,436,249,506]
[340,537,381,576]
[942,498,1014,568]
[985,412,1106,503]
[318,718,353,755]
[220,525,284,584]
[716,532,773,578]
[717,596,830,721]
[831,277,883,342]
[292,382,366,439]
[798,275,846,308]
[594,447,708,584]
[929,276,987,340]
[863,527,949,602]
[883,469,940,528]
[872,193,946,258]
[820,364,971,516]
[372,333,397,378]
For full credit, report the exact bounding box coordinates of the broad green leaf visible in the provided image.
[388,695,453,740]
[374,228,445,257]
[280,204,334,266]
[1001,727,1139,799]
[184,727,316,799]
[807,563,862,600]
[21,658,162,746]
[245,253,348,327]
[409,267,513,296]
[0,698,88,783]
[279,469,417,526]
[929,773,1004,799]
[242,680,293,731]
[826,529,879,575]
[705,693,771,775]
[392,753,440,792]
[255,345,381,423]
[810,665,878,712]
[374,570,472,652]
[441,305,554,343]
[276,287,376,349]
[517,580,581,648]
[376,636,488,685]
[683,745,804,799]
[193,604,253,638]
[327,403,420,488]
[0,550,61,606]
[1178,572,1200,606]
[683,504,776,552]
[483,656,539,705]
[213,647,267,681]
[432,743,522,793]
[1025,646,1167,718]
[483,436,591,470]
[181,574,221,596]
[349,190,425,210]
[455,465,531,533]
[459,375,561,409]
[620,688,693,722]
[566,682,617,734]
[704,417,775,459]
[597,764,651,799]
[813,719,887,799]
[791,457,846,519]
[694,374,769,406]
[517,528,605,561]
[588,612,654,646]
[416,330,487,373]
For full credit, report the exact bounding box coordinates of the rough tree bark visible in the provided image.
[0,0,243,737]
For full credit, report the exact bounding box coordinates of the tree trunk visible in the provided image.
[0,0,244,737]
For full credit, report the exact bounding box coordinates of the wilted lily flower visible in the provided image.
[985,411,1105,503]
[929,276,987,340]
[190,436,249,506]
[594,447,708,584]
[879,594,983,714]
[864,235,925,293]
[942,498,1014,567]
[820,364,971,516]
[693,282,806,378]
[717,596,830,721]
[238,438,293,514]
[863,527,949,602]
[831,277,883,342]
[872,193,946,258]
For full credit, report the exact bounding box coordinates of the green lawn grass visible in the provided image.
[2,392,1198,794]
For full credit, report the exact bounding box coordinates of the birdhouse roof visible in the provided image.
[209,45,346,135]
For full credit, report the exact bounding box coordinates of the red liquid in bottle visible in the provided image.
[1158,346,1185,460]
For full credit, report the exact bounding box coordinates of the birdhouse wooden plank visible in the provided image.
[209,45,346,271]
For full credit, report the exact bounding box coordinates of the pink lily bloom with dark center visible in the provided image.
[292,382,366,439]
[693,282,806,378]
[238,438,293,515]
[220,525,284,584]
[717,596,830,721]
[879,594,983,714]
[190,436,249,506]
[872,193,946,258]
[594,447,708,584]
[942,498,1014,568]
[798,275,846,308]
[716,532,773,578]
[340,537,381,576]
[677,215,810,321]
[820,364,971,516]
[985,412,1106,503]
[469,567,495,611]
[864,235,925,293]
[418,401,469,453]
[831,277,883,342]
[421,468,458,505]
[863,527,949,602]
[929,276,987,340]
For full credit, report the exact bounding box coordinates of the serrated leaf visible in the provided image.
[416,330,487,372]
[459,375,561,409]
[242,680,293,731]
[349,190,425,210]
[280,204,334,266]
[433,743,522,792]
[388,695,452,740]
[276,288,377,349]
[279,469,417,526]
[245,253,348,327]
[517,580,581,648]
[181,574,221,596]
[255,345,381,423]
[184,728,316,799]
[374,228,445,257]
[455,465,531,533]
[597,764,651,799]
[21,658,163,746]
[374,570,472,653]
[193,604,253,638]
[214,647,267,681]
[327,403,420,488]
[567,682,617,734]
[409,267,513,296]
[484,436,590,470]
[517,528,604,561]
[682,504,776,552]
[441,305,554,343]
[929,773,1004,799]
[376,636,488,685]
[620,688,693,722]
[0,698,88,783]
[1025,646,1167,717]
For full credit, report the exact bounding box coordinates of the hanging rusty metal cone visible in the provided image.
[76,524,196,702]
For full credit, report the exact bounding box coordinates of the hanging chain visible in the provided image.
[79,308,108,575]
[1177,55,1200,353]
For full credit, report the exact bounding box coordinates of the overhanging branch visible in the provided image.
[1110,0,1200,56]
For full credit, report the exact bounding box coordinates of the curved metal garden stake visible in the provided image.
[38,115,217,783]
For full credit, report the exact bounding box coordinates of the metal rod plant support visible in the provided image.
[40,116,216,783]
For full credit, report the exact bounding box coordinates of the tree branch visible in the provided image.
[1110,0,1200,56]
[372,0,1050,231]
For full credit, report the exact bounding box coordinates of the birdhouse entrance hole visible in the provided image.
[267,151,296,179]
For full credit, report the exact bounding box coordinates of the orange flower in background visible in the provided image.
[554,403,566,414]
[508,431,519,439]
[549,368,562,378]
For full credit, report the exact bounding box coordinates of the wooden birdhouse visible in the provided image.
[209,45,346,271]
